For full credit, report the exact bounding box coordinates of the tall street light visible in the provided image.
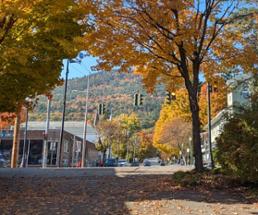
[42,95,52,168]
[81,73,90,168]
[207,83,214,169]
[20,97,33,168]
[57,58,82,167]
[20,106,29,168]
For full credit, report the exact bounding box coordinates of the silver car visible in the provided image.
[143,159,151,166]
[118,159,128,167]
[0,153,7,168]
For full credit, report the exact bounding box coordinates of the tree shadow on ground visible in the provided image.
[0,168,257,215]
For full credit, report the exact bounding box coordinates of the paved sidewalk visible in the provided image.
[0,167,257,215]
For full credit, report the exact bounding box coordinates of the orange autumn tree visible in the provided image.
[137,130,158,162]
[0,113,16,129]
[85,0,257,171]
[154,118,191,162]
[199,81,227,126]
[153,82,227,155]
[0,110,27,129]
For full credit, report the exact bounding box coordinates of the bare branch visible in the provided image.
[0,14,16,45]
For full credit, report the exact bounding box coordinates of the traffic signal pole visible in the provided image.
[207,83,214,169]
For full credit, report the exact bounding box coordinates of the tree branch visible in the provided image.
[0,14,16,45]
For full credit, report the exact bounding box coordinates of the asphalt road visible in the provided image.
[0,165,193,178]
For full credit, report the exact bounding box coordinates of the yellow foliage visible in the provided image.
[84,0,257,90]
[154,143,179,157]
[82,1,257,168]
[153,82,227,153]
[0,0,89,112]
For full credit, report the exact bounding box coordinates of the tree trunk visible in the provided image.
[11,107,22,168]
[181,59,203,171]
[101,150,107,167]
[189,98,203,171]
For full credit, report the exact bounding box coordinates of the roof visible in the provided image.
[226,73,253,88]
[20,121,98,143]
[203,109,227,130]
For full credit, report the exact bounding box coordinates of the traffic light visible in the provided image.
[102,103,106,114]
[171,92,176,100]
[98,103,106,115]
[165,91,172,104]
[208,82,219,93]
[134,94,139,106]
[165,91,176,104]
[98,103,103,115]
[139,94,144,106]
[134,93,144,106]
[213,85,218,93]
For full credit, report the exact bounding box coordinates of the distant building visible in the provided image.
[0,121,99,167]
[202,74,254,163]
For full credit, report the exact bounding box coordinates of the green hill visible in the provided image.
[30,72,166,129]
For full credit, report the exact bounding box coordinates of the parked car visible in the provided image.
[130,161,140,167]
[118,159,128,167]
[160,160,165,166]
[104,158,118,167]
[143,159,151,166]
[0,152,7,168]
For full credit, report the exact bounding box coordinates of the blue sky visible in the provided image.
[61,56,98,79]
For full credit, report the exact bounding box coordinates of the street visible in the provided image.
[0,166,257,215]
[0,165,193,177]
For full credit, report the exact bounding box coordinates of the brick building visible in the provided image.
[0,121,99,167]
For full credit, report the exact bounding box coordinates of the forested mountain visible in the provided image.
[30,72,166,129]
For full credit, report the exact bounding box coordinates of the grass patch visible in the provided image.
[172,168,258,189]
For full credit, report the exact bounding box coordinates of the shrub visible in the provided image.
[172,171,202,187]
[216,110,258,183]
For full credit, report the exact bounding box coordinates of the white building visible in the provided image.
[202,74,254,163]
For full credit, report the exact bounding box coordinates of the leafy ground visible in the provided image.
[0,172,257,215]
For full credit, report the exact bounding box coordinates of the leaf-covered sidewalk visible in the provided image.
[0,175,257,215]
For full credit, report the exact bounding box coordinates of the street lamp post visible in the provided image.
[207,83,214,169]
[81,74,90,168]
[42,95,51,168]
[57,53,86,167]
[57,59,70,167]
[20,97,34,168]
[186,148,190,165]
[20,106,29,168]
[188,137,192,165]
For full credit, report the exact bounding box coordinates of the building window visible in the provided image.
[75,141,81,153]
[50,142,56,151]
[64,141,69,153]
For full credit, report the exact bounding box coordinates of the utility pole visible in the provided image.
[108,106,113,159]
[42,96,51,168]
[11,108,21,168]
[20,107,29,168]
[81,74,90,168]
[57,53,86,167]
[57,59,70,167]
[207,83,214,169]
[26,140,31,167]
[133,137,136,163]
